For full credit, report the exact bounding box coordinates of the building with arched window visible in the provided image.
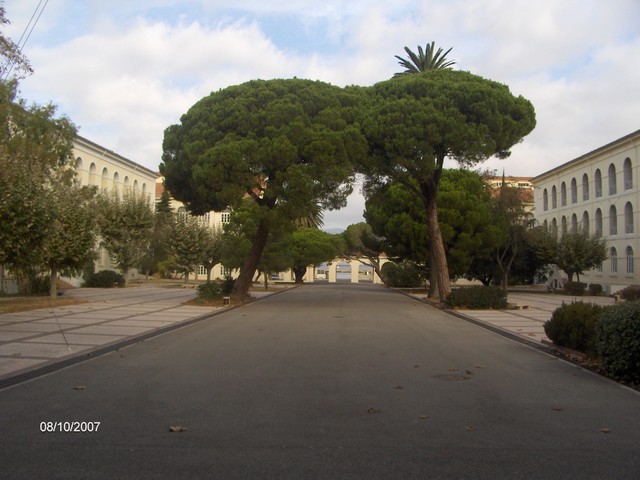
[532,129,640,293]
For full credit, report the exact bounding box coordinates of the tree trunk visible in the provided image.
[50,266,58,298]
[424,190,450,301]
[428,245,438,297]
[206,267,212,283]
[293,266,306,284]
[233,220,269,298]
[0,265,5,295]
[184,271,189,284]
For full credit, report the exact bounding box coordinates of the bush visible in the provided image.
[588,283,603,296]
[597,301,640,384]
[26,275,50,295]
[381,262,425,288]
[564,281,586,296]
[84,270,125,288]
[221,276,235,295]
[619,285,640,301]
[445,286,507,309]
[197,281,223,300]
[544,302,606,357]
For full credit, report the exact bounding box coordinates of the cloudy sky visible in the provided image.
[4,0,640,230]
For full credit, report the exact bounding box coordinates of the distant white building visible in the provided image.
[73,135,158,283]
[532,129,640,293]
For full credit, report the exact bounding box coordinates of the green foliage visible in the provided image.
[96,190,154,278]
[290,228,342,282]
[544,302,605,356]
[445,286,508,309]
[25,275,51,295]
[360,69,536,299]
[588,284,603,296]
[380,262,425,288]
[197,278,234,300]
[619,285,640,301]
[564,281,587,296]
[554,231,608,283]
[167,215,211,280]
[197,281,223,300]
[597,302,640,384]
[84,270,125,288]
[394,42,456,76]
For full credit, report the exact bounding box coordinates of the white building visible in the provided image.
[532,129,640,293]
[73,135,158,282]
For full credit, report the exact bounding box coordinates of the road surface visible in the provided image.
[1,284,638,479]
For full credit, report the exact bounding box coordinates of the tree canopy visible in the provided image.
[359,69,536,299]
[160,78,368,296]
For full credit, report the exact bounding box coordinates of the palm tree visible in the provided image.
[394,42,455,77]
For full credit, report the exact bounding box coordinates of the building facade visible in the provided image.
[73,135,158,282]
[532,129,640,293]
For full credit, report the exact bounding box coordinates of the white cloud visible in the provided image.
[5,0,640,228]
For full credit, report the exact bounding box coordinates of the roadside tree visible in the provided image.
[360,69,536,300]
[161,78,367,298]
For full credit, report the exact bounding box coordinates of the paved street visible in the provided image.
[1,284,639,479]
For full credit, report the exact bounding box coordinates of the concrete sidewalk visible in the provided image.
[410,290,617,346]
[0,286,231,386]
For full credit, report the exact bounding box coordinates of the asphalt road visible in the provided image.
[1,284,639,479]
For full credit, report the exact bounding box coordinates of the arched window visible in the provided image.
[582,211,590,234]
[609,163,617,195]
[133,179,139,192]
[624,157,633,190]
[561,216,567,236]
[561,182,567,206]
[611,247,618,273]
[543,189,549,211]
[582,173,589,201]
[571,213,578,233]
[609,205,618,235]
[627,246,635,274]
[570,178,577,204]
[551,218,558,237]
[595,169,602,197]
[551,186,557,208]
[101,167,109,190]
[113,172,120,194]
[124,176,130,190]
[543,219,549,231]
[625,202,634,234]
[595,208,603,236]
[89,163,97,185]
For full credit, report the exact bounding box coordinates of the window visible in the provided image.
[625,202,634,233]
[221,266,232,277]
[561,216,567,236]
[101,167,109,190]
[624,157,633,190]
[543,189,548,211]
[198,265,206,276]
[551,218,558,237]
[609,205,618,235]
[582,173,589,201]
[221,212,230,224]
[543,219,549,231]
[561,182,567,206]
[570,178,577,204]
[571,214,578,233]
[627,247,635,274]
[609,164,617,195]
[595,209,603,236]
[595,169,602,197]
[582,211,589,234]
[611,247,618,273]
[551,186,557,208]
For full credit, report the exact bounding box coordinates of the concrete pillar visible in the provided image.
[328,263,337,283]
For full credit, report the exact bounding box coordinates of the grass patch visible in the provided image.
[0,298,86,314]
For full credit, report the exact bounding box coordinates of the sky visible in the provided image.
[4,0,640,231]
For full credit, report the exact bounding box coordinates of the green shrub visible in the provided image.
[381,262,425,288]
[84,270,125,288]
[197,281,224,300]
[544,302,606,357]
[221,276,235,295]
[445,286,507,309]
[588,283,603,296]
[619,285,640,301]
[564,281,586,296]
[26,275,51,295]
[597,302,640,384]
